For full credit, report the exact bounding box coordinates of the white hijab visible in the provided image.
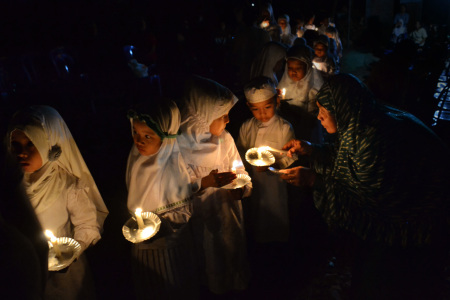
[277,44,324,112]
[177,76,238,168]
[8,105,108,229]
[126,100,191,214]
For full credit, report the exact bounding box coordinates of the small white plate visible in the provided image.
[48,237,81,271]
[245,147,275,167]
[221,174,251,189]
[122,212,162,243]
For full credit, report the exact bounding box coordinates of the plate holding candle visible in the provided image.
[46,235,82,271]
[122,210,162,243]
[245,147,275,167]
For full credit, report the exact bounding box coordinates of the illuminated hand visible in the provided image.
[279,166,316,187]
[282,139,312,157]
[201,169,237,189]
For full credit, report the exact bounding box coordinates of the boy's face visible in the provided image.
[132,120,162,156]
[278,19,287,30]
[247,97,278,123]
[287,59,307,82]
[10,129,43,173]
[209,114,230,136]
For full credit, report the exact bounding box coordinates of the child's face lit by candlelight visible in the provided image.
[317,102,337,134]
[247,97,278,123]
[10,130,43,173]
[314,43,327,58]
[209,114,230,136]
[132,120,162,156]
[287,59,307,82]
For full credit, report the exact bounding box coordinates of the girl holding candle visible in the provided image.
[277,44,324,143]
[177,75,252,295]
[125,99,198,298]
[7,105,108,300]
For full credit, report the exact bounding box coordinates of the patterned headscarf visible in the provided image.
[316,73,377,135]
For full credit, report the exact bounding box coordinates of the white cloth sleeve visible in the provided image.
[67,181,101,247]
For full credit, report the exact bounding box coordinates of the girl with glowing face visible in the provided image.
[209,113,230,136]
[132,120,163,156]
[287,58,307,82]
[10,129,43,173]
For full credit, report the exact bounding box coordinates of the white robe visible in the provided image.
[237,115,295,242]
[177,76,251,294]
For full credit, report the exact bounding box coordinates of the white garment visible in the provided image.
[410,27,427,47]
[126,101,192,223]
[249,41,287,85]
[237,115,295,242]
[278,54,324,114]
[177,76,251,293]
[8,105,108,246]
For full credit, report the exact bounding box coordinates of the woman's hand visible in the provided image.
[280,166,316,187]
[282,139,313,157]
[201,169,237,189]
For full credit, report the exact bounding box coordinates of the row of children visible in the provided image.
[4,60,323,298]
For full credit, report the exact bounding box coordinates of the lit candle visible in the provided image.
[282,88,286,99]
[135,208,145,230]
[231,160,239,173]
[45,230,61,257]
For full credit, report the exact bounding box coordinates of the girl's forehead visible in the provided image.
[133,120,157,134]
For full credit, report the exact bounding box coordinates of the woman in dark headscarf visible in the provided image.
[281,74,450,299]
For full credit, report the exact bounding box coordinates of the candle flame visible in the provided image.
[45,230,56,242]
[282,88,286,97]
[135,208,142,214]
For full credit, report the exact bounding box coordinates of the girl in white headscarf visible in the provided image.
[126,99,198,299]
[177,76,252,295]
[7,105,108,300]
[277,44,324,143]
[278,14,296,46]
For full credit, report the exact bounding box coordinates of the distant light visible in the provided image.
[129,49,133,56]
[251,3,254,6]
[64,65,69,72]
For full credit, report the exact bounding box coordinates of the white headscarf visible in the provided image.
[393,19,407,37]
[177,76,238,168]
[126,101,191,214]
[277,44,324,112]
[8,105,108,229]
[250,41,287,85]
[278,14,292,36]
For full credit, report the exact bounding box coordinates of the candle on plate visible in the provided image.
[45,230,61,257]
[231,160,239,173]
[135,208,145,230]
[281,88,286,99]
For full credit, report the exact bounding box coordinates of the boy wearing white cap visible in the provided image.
[237,76,296,243]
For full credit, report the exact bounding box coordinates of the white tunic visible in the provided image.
[237,115,295,242]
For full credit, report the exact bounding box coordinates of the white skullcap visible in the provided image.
[244,83,277,103]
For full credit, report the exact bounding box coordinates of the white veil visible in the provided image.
[126,100,192,214]
[8,105,108,230]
